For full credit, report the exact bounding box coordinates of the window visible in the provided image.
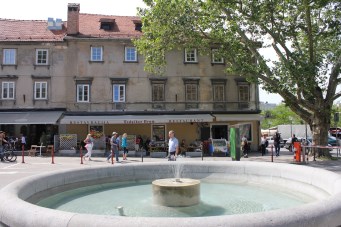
[239,85,250,102]
[34,82,47,99]
[100,18,115,31]
[152,125,165,142]
[184,48,197,63]
[91,46,103,61]
[211,49,224,64]
[183,78,199,109]
[2,82,15,99]
[185,84,198,101]
[77,84,90,102]
[113,84,125,102]
[36,49,48,65]
[2,49,16,65]
[152,84,164,101]
[213,84,225,101]
[125,47,137,62]
[211,79,227,110]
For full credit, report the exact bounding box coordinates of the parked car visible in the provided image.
[284,137,303,150]
[266,136,285,148]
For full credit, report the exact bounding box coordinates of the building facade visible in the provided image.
[0,3,261,153]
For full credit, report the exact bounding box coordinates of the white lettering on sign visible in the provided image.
[168,119,205,123]
[69,121,110,124]
[68,118,206,124]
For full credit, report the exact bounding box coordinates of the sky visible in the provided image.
[0,0,283,104]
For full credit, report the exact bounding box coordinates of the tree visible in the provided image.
[135,0,341,157]
[261,104,301,129]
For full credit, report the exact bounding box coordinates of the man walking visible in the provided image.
[273,132,281,157]
[168,130,179,161]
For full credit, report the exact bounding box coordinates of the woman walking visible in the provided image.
[83,133,94,161]
[122,133,128,160]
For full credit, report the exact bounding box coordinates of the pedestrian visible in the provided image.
[241,134,249,158]
[291,134,298,153]
[135,135,141,152]
[83,133,94,161]
[20,133,26,150]
[0,131,8,162]
[273,132,281,156]
[121,133,128,160]
[261,134,268,156]
[168,130,179,161]
[107,132,119,163]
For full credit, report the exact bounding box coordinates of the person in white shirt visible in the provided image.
[168,130,179,161]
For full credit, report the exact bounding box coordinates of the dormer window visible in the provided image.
[132,20,142,31]
[100,18,115,31]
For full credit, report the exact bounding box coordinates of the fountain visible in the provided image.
[0,162,341,227]
[152,178,200,206]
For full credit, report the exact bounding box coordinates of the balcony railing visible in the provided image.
[69,101,259,112]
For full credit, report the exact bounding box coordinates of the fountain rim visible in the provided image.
[0,161,341,227]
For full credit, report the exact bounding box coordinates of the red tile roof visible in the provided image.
[0,14,142,42]
[0,19,66,42]
[75,13,142,39]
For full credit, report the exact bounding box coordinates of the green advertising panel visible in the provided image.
[230,127,240,161]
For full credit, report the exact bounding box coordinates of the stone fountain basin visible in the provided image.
[0,161,341,227]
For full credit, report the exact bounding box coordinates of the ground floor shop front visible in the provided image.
[58,113,262,156]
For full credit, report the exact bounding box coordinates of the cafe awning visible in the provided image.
[0,111,64,124]
[214,114,263,121]
[60,114,214,124]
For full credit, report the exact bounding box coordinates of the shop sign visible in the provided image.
[69,121,109,124]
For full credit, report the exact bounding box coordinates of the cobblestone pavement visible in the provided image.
[1,148,340,189]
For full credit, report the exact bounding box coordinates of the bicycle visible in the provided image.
[2,142,17,162]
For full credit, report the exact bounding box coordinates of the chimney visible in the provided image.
[67,3,80,35]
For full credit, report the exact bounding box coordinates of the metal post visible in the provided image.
[51,145,55,164]
[80,147,83,164]
[111,149,114,164]
[21,144,25,164]
[271,145,273,162]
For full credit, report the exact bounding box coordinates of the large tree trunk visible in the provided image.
[311,113,331,158]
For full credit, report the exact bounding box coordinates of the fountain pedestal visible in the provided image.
[152,178,200,207]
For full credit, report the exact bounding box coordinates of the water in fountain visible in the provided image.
[36,180,315,217]
[170,160,184,180]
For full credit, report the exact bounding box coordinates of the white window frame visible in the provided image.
[184,48,198,63]
[211,49,224,64]
[113,84,126,102]
[125,47,137,62]
[34,81,48,100]
[2,81,15,99]
[91,46,103,61]
[2,49,16,65]
[36,49,49,65]
[77,84,90,102]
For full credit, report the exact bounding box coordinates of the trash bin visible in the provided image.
[293,142,301,162]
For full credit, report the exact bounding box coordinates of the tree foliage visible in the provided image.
[135,0,341,155]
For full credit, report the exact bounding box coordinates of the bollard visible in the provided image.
[21,144,25,163]
[141,149,143,163]
[51,145,55,164]
[80,147,83,164]
[271,145,273,162]
[111,149,114,164]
